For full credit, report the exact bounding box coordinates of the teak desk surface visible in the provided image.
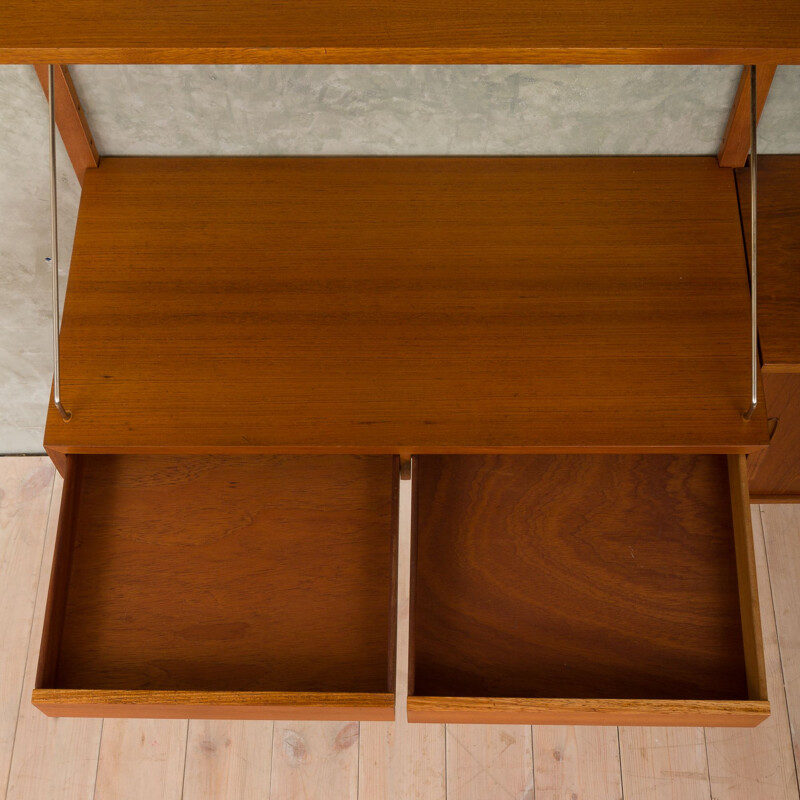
[45,156,768,456]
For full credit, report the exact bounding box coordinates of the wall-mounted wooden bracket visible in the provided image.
[718,65,776,169]
[34,64,99,186]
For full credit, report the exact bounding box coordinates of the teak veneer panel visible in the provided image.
[33,691,395,721]
[2,0,800,63]
[409,454,768,726]
[406,698,769,728]
[748,373,800,502]
[45,157,767,455]
[736,156,800,373]
[34,454,398,720]
[737,158,800,502]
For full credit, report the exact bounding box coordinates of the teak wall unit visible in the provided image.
[10,0,798,726]
[35,155,772,726]
[737,156,800,503]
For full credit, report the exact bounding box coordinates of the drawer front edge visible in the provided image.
[407,696,769,727]
[33,690,395,721]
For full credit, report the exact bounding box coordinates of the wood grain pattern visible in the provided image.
[35,454,397,719]
[0,458,54,796]
[737,156,800,372]
[761,503,800,786]
[748,375,800,502]
[94,719,187,800]
[534,727,623,800]
[360,722,446,799]
[729,454,769,702]
[445,725,534,800]
[360,474,448,800]
[270,722,360,800]
[718,65,777,169]
[33,65,99,186]
[408,698,768,727]
[705,507,799,800]
[45,156,767,455]
[409,454,764,725]
[5,473,104,800]
[619,727,711,800]
[182,720,273,800]
[2,0,800,63]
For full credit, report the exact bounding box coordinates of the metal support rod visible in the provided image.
[48,64,71,421]
[743,64,758,421]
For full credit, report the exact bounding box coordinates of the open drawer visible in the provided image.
[34,454,398,720]
[408,454,769,726]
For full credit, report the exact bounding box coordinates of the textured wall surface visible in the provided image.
[0,66,78,454]
[70,64,742,155]
[760,66,800,153]
[1,64,798,452]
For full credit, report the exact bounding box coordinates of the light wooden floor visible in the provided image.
[1,456,799,800]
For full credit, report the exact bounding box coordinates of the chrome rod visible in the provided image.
[743,65,758,421]
[48,64,71,421]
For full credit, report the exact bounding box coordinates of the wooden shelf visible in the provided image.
[34,454,398,719]
[2,0,800,64]
[408,453,768,726]
[45,156,768,456]
[737,156,800,373]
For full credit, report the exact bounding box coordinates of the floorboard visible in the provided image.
[533,727,623,800]
[182,721,274,800]
[446,725,534,800]
[705,508,800,800]
[761,504,800,790]
[270,721,360,800]
[93,719,188,800]
[0,458,53,796]
[619,727,711,799]
[5,471,103,800]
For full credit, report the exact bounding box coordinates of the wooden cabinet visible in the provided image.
[408,454,768,726]
[33,454,398,720]
[38,155,772,724]
[748,373,800,501]
[737,157,800,502]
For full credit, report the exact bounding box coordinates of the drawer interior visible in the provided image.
[35,454,398,719]
[409,453,768,726]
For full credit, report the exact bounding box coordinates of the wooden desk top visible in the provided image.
[45,156,768,455]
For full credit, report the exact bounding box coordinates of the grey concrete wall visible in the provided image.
[0,66,79,454]
[1,65,798,452]
[760,66,800,153]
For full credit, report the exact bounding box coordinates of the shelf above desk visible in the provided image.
[45,156,768,456]
[2,0,800,64]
